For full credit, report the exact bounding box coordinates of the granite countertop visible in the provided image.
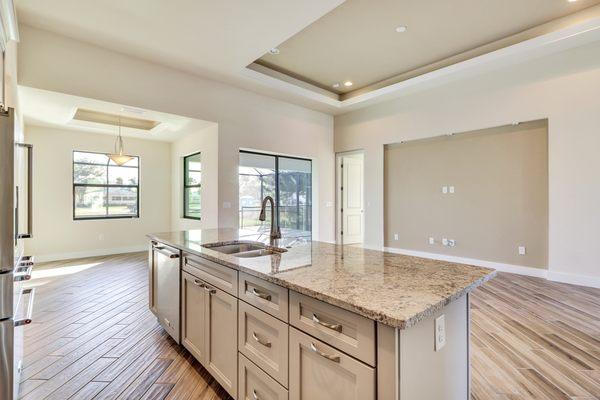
[148,229,496,329]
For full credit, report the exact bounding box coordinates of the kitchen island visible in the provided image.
[147,229,495,400]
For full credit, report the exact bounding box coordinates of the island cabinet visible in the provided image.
[181,255,239,399]
[150,242,475,400]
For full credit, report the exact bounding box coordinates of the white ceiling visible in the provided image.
[14,0,600,114]
[20,86,216,142]
[15,0,344,106]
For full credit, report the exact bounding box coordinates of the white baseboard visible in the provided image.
[382,246,549,278]
[34,245,147,263]
[547,271,600,289]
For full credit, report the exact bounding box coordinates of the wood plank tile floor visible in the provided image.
[19,252,600,399]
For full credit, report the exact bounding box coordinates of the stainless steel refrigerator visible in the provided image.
[1,107,35,400]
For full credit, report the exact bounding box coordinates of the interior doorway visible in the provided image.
[336,151,364,246]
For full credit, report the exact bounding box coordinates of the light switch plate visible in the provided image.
[442,186,448,194]
[435,314,446,351]
[428,237,435,245]
[394,233,399,241]
[518,246,526,255]
[449,186,455,194]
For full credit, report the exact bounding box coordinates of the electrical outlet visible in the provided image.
[442,238,449,246]
[428,237,435,245]
[518,246,526,255]
[435,314,446,351]
[448,239,456,247]
[98,234,104,241]
[442,186,448,194]
[394,233,399,241]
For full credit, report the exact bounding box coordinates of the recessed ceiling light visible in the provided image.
[269,48,280,55]
[344,81,353,87]
[568,0,578,2]
[395,26,408,33]
[332,83,340,88]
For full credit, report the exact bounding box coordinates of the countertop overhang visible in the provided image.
[148,229,496,329]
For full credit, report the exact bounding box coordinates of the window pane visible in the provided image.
[74,186,107,217]
[185,187,201,218]
[108,166,138,185]
[279,157,312,236]
[74,151,109,165]
[74,164,107,184]
[239,152,276,230]
[108,187,138,216]
[186,171,201,186]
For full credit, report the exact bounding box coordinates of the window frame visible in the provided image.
[72,150,140,220]
[183,151,202,220]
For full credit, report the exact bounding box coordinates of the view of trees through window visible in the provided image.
[73,151,139,219]
[184,152,201,219]
[239,151,311,238]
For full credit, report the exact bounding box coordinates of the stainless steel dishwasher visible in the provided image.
[151,242,181,343]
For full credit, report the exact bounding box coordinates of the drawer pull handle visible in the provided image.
[252,331,272,348]
[252,389,260,400]
[312,314,342,332]
[204,285,217,294]
[310,342,340,363]
[193,279,205,287]
[251,287,271,301]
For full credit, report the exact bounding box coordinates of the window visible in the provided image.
[73,151,139,219]
[183,152,201,219]
[239,151,312,238]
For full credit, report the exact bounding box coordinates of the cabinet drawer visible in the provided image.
[239,272,288,322]
[289,327,375,400]
[239,301,289,387]
[239,353,288,400]
[184,253,238,296]
[289,292,375,366]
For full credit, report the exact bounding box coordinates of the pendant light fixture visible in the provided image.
[109,116,134,166]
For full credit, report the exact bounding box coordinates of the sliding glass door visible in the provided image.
[239,151,312,238]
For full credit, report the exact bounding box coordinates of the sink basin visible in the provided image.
[203,242,265,254]
[203,241,287,258]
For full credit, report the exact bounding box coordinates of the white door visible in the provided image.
[341,155,363,244]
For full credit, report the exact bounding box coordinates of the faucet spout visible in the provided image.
[258,196,281,241]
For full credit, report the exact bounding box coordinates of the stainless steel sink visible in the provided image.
[203,241,287,258]
[204,243,265,254]
[234,249,283,258]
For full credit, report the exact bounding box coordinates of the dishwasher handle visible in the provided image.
[154,246,180,259]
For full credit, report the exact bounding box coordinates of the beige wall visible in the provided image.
[24,125,171,261]
[18,25,336,243]
[385,122,548,268]
[171,124,219,231]
[335,39,600,283]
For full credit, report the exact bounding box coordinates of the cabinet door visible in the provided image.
[205,284,238,399]
[181,271,208,363]
[289,327,375,400]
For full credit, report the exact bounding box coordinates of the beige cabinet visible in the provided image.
[289,327,375,400]
[239,301,289,387]
[206,284,238,398]
[181,271,207,362]
[239,353,288,400]
[181,271,238,399]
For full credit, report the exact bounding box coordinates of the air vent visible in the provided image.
[72,108,160,131]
